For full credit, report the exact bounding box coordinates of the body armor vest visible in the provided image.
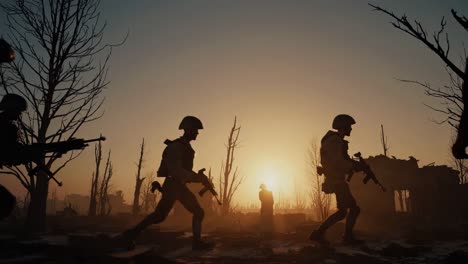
[157,138,195,177]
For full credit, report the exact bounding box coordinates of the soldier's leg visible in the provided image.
[177,185,204,240]
[124,181,177,239]
[316,209,347,232]
[316,184,348,232]
[343,185,360,238]
[345,205,360,236]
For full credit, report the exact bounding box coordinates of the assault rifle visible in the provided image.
[150,168,222,205]
[29,136,106,156]
[27,136,106,186]
[348,152,386,192]
[197,169,222,205]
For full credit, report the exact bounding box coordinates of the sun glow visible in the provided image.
[259,167,279,194]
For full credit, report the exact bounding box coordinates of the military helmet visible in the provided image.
[0,38,15,63]
[332,114,356,129]
[259,183,266,189]
[179,116,203,130]
[0,94,27,112]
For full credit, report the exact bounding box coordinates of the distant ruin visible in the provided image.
[350,155,468,231]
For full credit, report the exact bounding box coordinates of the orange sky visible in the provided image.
[1,0,467,206]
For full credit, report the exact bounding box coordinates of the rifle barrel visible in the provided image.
[82,136,106,144]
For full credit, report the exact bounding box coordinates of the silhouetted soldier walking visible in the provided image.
[0,94,30,220]
[0,39,22,220]
[259,183,274,226]
[309,114,364,245]
[122,116,213,251]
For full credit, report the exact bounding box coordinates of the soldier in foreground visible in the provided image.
[0,39,22,219]
[309,114,364,245]
[0,93,41,219]
[122,116,214,251]
[0,94,36,164]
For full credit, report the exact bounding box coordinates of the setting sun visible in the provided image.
[258,166,280,194]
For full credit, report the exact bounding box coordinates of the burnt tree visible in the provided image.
[370,4,468,159]
[141,170,159,213]
[88,140,103,216]
[98,150,112,216]
[381,124,389,157]
[219,117,244,215]
[0,0,122,232]
[132,138,146,215]
[308,140,332,221]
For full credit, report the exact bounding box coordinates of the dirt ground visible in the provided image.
[1,214,468,263]
[1,222,468,264]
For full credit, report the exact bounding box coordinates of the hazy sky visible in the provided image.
[2,0,468,206]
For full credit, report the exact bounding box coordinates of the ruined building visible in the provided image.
[349,155,468,230]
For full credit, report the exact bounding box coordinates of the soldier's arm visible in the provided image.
[165,143,198,183]
[323,136,354,172]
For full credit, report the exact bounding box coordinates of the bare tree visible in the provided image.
[98,150,112,216]
[89,140,103,216]
[381,124,389,156]
[132,138,146,215]
[218,117,244,215]
[308,140,332,221]
[104,163,113,215]
[369,3,468,159]
[294,178,307,213]
[0,0,122,231]
[141,170,159,213]
[49,188,57,215]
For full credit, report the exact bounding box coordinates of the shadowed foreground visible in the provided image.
[1,218,468,264]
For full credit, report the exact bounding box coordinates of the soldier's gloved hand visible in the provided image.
[194,168,207,183]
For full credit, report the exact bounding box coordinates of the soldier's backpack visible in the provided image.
[157,139,173,177]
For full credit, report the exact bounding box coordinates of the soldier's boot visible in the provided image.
[342,233,364,245]
[309,229,329,246]
[117,213,157,249]
[192,239,215,251]
[113,229,139,250]
[95,232,135,251]
[342,206,362,245]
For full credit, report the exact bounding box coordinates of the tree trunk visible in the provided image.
[132,139,145,216]
[88,173,98,216]
[25,170,49,232]
[219,117,243,216]
[221,203,230,215]
[89,142,102,216]
[132,178,144,215]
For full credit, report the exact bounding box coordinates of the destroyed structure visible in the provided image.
[350,155,468,230]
